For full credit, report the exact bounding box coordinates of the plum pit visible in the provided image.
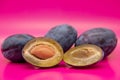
[30,44,55,60]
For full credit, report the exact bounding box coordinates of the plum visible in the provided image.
[63,44,104,67]
[75,28,117,58]
[45,24,77,52]
[22,37,63,67]
[1,34,34,62]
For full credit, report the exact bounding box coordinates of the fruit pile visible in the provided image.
[1,24,117,68]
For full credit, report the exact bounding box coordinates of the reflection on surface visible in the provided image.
[64,73,102,80]
[24,72,102,80]
[107,40,120,80]
[2,58,116,80]
[0,49,9,80]
[24,72,63,80]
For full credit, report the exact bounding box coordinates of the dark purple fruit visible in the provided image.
[63,44,104,67]
[1,34,35,62]
[45,24,77,52]
[75,28,117,58]
[22,37,63,67]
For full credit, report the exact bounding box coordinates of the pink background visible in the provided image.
[0,0,120,80]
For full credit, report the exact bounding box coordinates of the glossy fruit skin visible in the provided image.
[1,34,34,62]
[45,24,77,52]
[75,28,117,58]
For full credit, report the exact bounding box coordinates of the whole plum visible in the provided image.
[45,24,77,52]
[75,28,117,58]
[1,34,34,62]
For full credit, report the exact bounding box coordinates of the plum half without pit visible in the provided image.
[63,44,104,67]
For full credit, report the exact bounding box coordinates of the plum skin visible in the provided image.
[45,24,77,52]
[1,34,34,62]
[75,28,117,58]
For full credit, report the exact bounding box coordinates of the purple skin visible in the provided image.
[75,28,117,58]
[1,34,34,63]
[45,24,77,52]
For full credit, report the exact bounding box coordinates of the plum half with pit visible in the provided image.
[75,28,117,58]
[45,24,77,52]
[22,37,63,67]
[1,34,35,62]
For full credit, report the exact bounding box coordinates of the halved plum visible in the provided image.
[63,44,104,67]
[22,37,63,67]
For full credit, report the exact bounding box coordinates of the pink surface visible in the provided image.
[0,0,120,80]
